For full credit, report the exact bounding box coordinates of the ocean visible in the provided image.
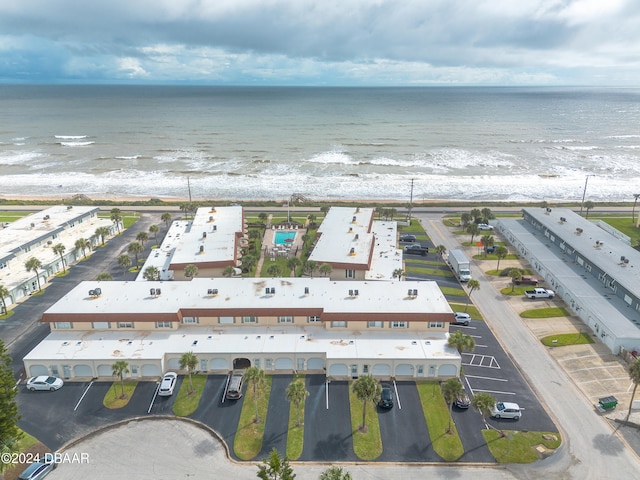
[1,85,639,203]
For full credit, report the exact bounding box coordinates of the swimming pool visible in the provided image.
[274,231,296,245]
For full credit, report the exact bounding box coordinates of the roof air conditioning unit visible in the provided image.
[621,256,626,262]
[150,288,156,295]
[203,232,207,238]
[209,216,213,221]
[408,288,413,296]
[304,287,309,295]
[156,288,161,295]
[212,225,217,231]
[349,289,354,297]
[560,217,566,223]
[545,208,551,214]
[354,234,359,240]
[354,289,359,296]
[270,287,275,294]
[624,258,630,264]
[412,289,418,296]
[352,216,357,223]
[349,247,355,256]
[210,207,216,212]
[199,245,204,252]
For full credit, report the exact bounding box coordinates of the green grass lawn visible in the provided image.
[0,212,33,222]
[103,381,138,408]
[448,303,482,319]
[0,310,15,321]
[500,285,529,296]
[173,374,207,416]
[260,256,291,277]
[234,377,273,460]
[541,332,594,347]
[595,216,640,245]
[416,382,464,461]
[285,376,307,460]
[439,286,467,297]
[483,429,561,463]
[349,383,383,461]
[400,219,429,235]
[520,307,569,318]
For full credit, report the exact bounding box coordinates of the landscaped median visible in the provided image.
[482,430,561,463]
[103,381,138,409]
[173,373,207,416]
[417,382,464,461]
[349,381,383,461]
[233,376,273,460]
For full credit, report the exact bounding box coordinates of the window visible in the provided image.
[54,322,72,329]
[428,322,444,328]
[367,321,383,328]
[331,321,347,328]
[389,321,407,329]
[278,316,294,323]
[219,316,235,324]
[155,321,173,328]
[242,316,258,324]
[307,316,321,323]
[130,365,138,376]
[345,269,355,278]
[253,358,261,369]
[0,261,7,270]
[182,317,199,324]
[265,358,272,370]
[92,322,110,329]
[363,364,369,374]
[117,322,134,329]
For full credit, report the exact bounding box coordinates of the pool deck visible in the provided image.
[263,224,306,259]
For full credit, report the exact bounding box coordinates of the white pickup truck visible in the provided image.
[524,288,555,299]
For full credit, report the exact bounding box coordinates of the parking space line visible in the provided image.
[465,374,508,382]
[325,380,329,409]
[392,380,401,410]
[464,353,501,369]
[147,383,160,413]
[73,381,93,412]
[474,388,517,396]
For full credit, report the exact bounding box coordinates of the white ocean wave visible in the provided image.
[55,135,88,139]
[0,151,45,165]
[306,150,357,165]
[115,155,142,160]
[59,141,95,147]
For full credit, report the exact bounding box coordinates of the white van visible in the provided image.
[226,370,245,399]
[491,401,521,420]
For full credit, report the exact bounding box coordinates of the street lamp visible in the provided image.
[579,174,595,216]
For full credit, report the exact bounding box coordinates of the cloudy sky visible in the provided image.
[1,0,639,86]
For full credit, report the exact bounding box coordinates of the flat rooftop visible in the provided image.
[24,326,458,363]
[42,277,452,317]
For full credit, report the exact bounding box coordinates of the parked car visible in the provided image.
[452,312,471,326]
[158,372,177,396]
[404,244,429,256]
[524,288,555,299]
[491,401,521,419]
[18,460,55,480]
[399,234,416,243]
[378,384,394,409]
[226,370,245,399]
[514,276,538,286]
[478,223,494,231]
[485,245,497,254]
[26,376,63,392]
[455,389,471,409]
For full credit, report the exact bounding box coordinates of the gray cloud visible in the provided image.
[0,0,638,84]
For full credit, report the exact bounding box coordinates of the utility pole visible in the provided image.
[579,174,595,216]
[187,176,193,220]
[408,178,414,223]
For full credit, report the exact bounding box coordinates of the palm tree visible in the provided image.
[244,366,266,423]
[319,263,332,277]
[241,255,258,274]
[258,212,268,225]
[442,378,464,434]
[96,272,112,281]
[435,244,447,258]
[285,378,309,427]
[136,231,148,246]
[633,194,640,226]
[0,437,21,475]
[352,375,381,432]
[112,359,129,398]
[256,448,295,480]
[464,279,480,312]
[470,208,482,223]
[392,268,405,281]
[127,242,143,268]
[494,245,509,271]
[95,226,110,245]
[118,254,132,275]
[481,207,493,223]
[509,268,522,292]
[222,266,235,278]
[480,235,494,257]
[303,260,318,278]
[0,284,10,315]
[625,358,640,423]
[319,466,352,480]
[184,264,199,279]
[459,213,471,228]
[179,351,199,394]
[75,237,90,259]
[52,243,66,272]
[24,257,43,291]
[110,208,122,234]
[448,330,476,356]
[466,223,479,243]
[267,264,282,277]
[584,200,595,218]
[143,266,160,281]
[161,212,172,228]
[286,257,300,277]
[149,224,159,245]
[472,392,496,428]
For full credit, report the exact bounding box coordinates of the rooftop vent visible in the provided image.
[212,225,217,231]
[575,227,583,235]
[355,207,360,213]
[545,208,552,214]
[88,288,102,297]
[199,245,204,253]
[352,216,357,223]
[624,258,630,264]
[210,207,216,212]
[202,231,207,238]
[559,217,567,223]
[354,234,359,240]
[209,216,214,221]
[349,247,356,256]
[595,240,603,248]
[30,223,35,228]
[348,227,353,233]
[43,215,50,220]
[66,205,73,210]
[621,256,626,262]
[304,287,309,295]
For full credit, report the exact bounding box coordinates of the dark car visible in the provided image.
[485,245,497,254]
[455,390,471,409]
[514,276,539,286]
[399,234,416,243]
[404,244,428,256]
[378,385,394,409]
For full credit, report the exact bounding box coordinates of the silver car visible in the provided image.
[158,372,178,396]
[18,460,55,480]
[26,376,64,392]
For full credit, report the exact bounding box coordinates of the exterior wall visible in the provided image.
[326,358,459,381]
[52,321,179,331]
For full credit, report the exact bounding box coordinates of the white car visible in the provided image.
[158,372,177,396]
[26,376,64,392]
[491,401,521,420]
[478,223,494,231]
[453,312,471,326]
